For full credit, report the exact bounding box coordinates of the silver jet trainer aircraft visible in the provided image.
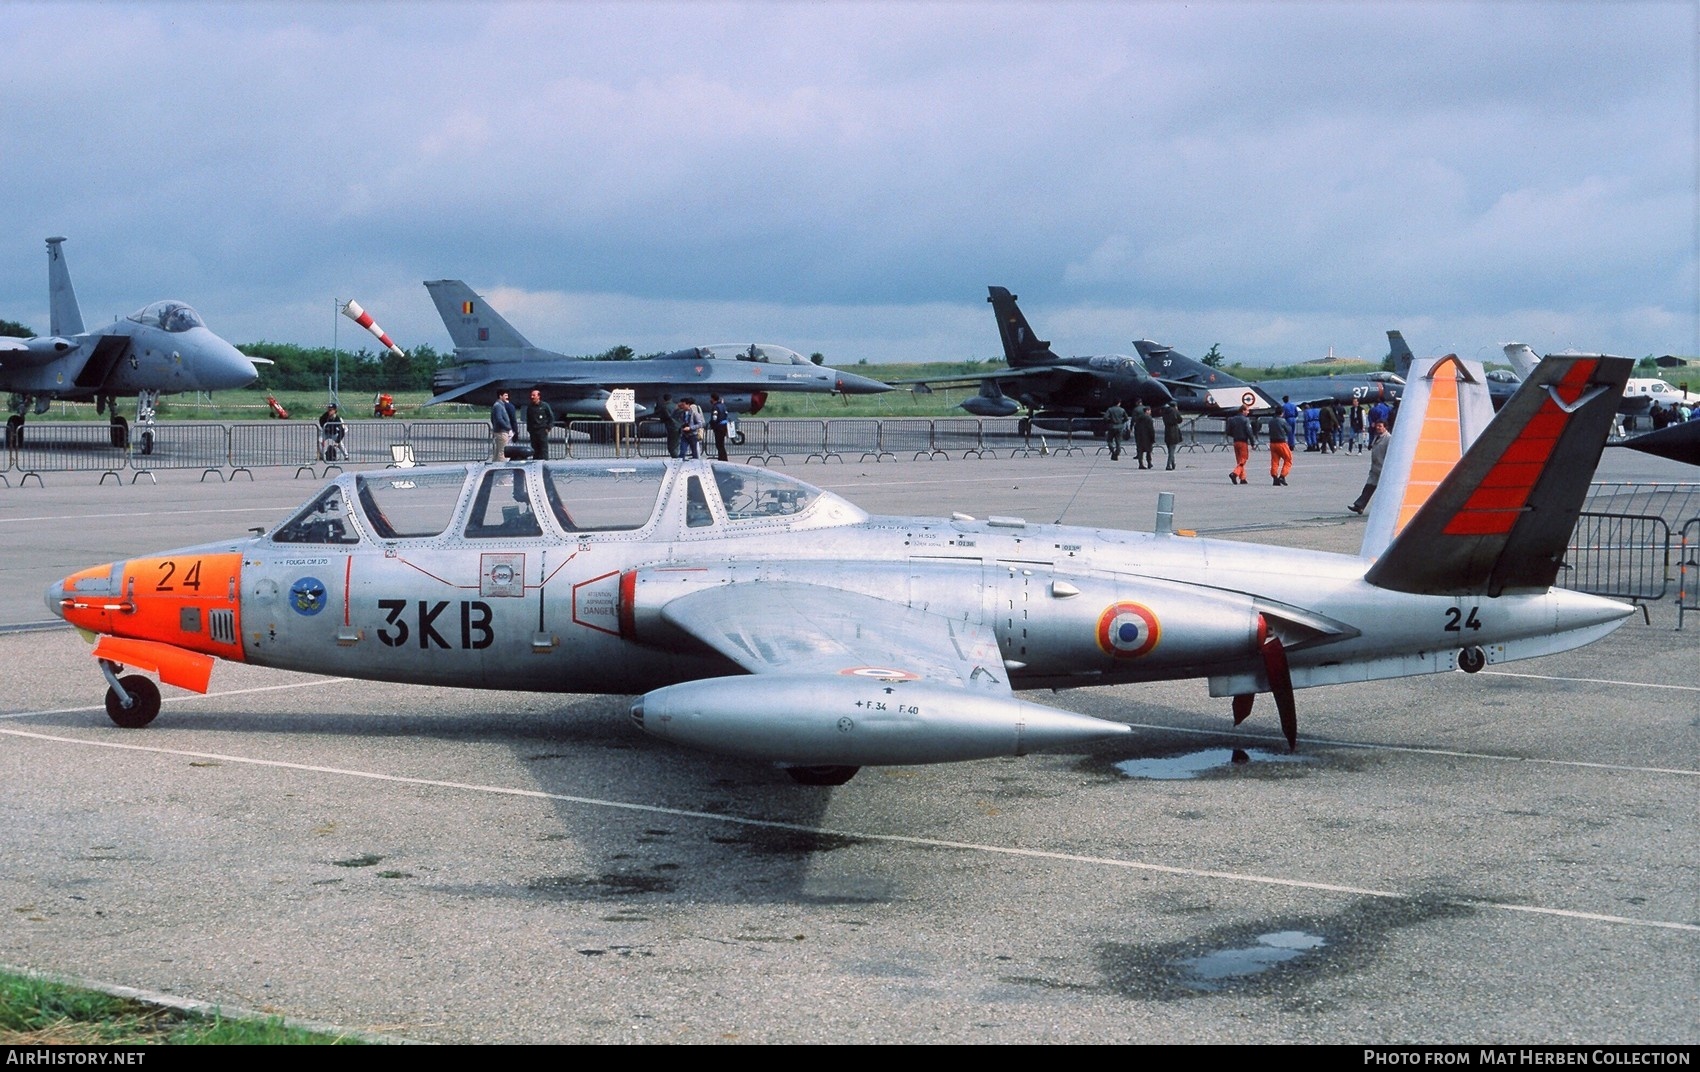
[49,353,1632,787]
[422,279,891,419]
[2,237,262,451]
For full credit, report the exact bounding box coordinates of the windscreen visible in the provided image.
[356,470,468,539]
[710,465,818,520]
[271,486,360,544]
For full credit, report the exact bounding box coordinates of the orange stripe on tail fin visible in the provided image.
[1360,355,1497,559]
[1365,355,1631,596]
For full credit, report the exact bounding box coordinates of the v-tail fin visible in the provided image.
[424,279,535,352]
[45,236,83,337]
[986,286,1058,367]
[1363,353,1631,596]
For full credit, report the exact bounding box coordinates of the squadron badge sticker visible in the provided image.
[289,577,328,616]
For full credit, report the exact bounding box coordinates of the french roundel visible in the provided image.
[1096,602,1161,658]
[839,666,920,681]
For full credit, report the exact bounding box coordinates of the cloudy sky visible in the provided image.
[2,0,1694,367]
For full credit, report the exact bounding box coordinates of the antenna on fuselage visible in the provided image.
[1053,448,1105,525]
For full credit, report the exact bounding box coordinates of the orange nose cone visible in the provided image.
[50,554,245,663]
[49,561,129,632]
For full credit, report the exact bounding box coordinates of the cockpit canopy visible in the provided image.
[128,301,205,333]
[704,343,814,366]
[267,461,861,545]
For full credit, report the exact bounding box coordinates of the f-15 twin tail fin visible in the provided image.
[1363,352,1631,596]
[46,236,84,337]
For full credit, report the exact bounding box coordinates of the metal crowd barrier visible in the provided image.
[932,418,990,459]
[823,418,880,463]
[128,422,234,482]
[559,420,658,461]
[405,420,492,463]
[1678,519,1699,629]
[7,422,132,485]
[1571,482,1700,628]
[760,419,829,464]
[875,418,941,459]
[1559,512,1671,606]
[1582,482,1700,528]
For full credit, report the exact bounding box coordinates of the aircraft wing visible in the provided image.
[638,579,1126,769]
[426,374,609,408]
[659,581,1011,692]
[891,365,1101,393]
[0,337,27,352]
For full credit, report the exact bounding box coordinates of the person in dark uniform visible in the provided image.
[1102,401,1128,461]
[1132,403,1156,469]
[708,393,732,461]
[658,394,680,457]
[1161,402,1183,470]
[523,389,555,461]
[316,403,345,461]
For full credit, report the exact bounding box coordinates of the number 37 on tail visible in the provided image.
[49,355,1634,786]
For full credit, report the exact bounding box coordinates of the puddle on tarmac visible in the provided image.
[1172,930,1327,991]
[1114,747,1307,780]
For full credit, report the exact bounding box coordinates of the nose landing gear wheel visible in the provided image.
[104,675,161,729]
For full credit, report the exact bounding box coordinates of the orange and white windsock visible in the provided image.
[341,300,406,358]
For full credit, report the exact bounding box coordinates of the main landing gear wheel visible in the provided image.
[785,764,860,786]
[104,675,161,729]
[731,430,747,446]
[5,415,22,448]
[109,414,129,448]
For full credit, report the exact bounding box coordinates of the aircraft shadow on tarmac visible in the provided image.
[23,690,1322,908]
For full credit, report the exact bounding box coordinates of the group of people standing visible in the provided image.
[1648,399,1697,429]
[657,393,733,461]
[1270,395,1385,455]
[1220,398,1394,496]
[489,390,735,463]
[488,389,556,462]
[1103,400,1184,470]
